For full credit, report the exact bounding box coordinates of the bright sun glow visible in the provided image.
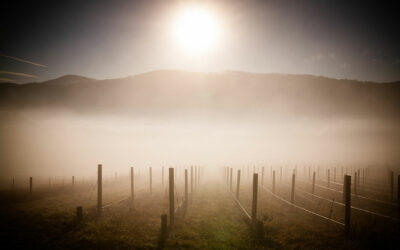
[174,7,219,54]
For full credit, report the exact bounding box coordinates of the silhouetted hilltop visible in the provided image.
[42,75,96,85]
[0,70,399,120]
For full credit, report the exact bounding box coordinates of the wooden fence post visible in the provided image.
[169,168,174,227]
[185,169,188,210]
[272,170,276,193]
[327,169,330,188]
[291,173,296,203]
[227,167,229,185]
[197,166,200,187]
[344,175,351,237]
[312,172,316,194]
[230,168,233,191]
[191,166,194,201]
[76,206,83,222]
[398,175,400,218]
[97,164,102,216]
[29,177,33,194]
[150,167,152,194]
[130,167,134,206]
[390,171,394,200]
[252,173,258,225]
[198,166,200,189]
[236,170,241,199]
[195,166,198,192]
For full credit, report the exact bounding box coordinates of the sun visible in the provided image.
[174,7,220,54]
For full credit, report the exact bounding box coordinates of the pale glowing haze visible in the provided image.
[173,6,220,54]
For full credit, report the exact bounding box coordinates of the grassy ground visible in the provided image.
[0,175,399,249]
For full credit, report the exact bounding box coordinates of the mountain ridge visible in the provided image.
[13,70,400,86]
[0,70,399,121]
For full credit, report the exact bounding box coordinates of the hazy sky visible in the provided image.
[1,0,399,83]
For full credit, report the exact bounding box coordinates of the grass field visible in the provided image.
[0,167,399,249]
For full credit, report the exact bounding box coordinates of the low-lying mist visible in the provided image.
[1,109,399,179]
[1,71,399,179]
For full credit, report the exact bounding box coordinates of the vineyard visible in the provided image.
[0,165,399,249]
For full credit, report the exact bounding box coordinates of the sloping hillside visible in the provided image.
[1,71,399,120]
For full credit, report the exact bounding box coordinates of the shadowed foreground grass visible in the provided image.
[1,178,399,249]
[165,181,253,249]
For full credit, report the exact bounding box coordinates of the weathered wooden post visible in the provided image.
[312,172,316,194]
[197,166,200,187]
[291,173,296,203]
[344,175,351,237]
[149,167,152,194]
[272,170,276,193]
[199,166,201,185]
[76,206,83,223]
[169,168,174,226]
[354,172,357,195]
[252,173,258,225]
[226,167,229,185]
[197,166,200,189]
[185,169,188,210]
[72,176,75,191]
[190,166,194,199]
[261,167,265,185]
[357,169,361,186]
[29,177,33,194]
[161,214,168,237]
[130,167,134,206]
[194,166,198,192]
[230,168,233,191]
[236,170,241,199]
[390,171,394,200]
[97,164,102,216]
[398,175,400,218]
[327,169,330,188]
